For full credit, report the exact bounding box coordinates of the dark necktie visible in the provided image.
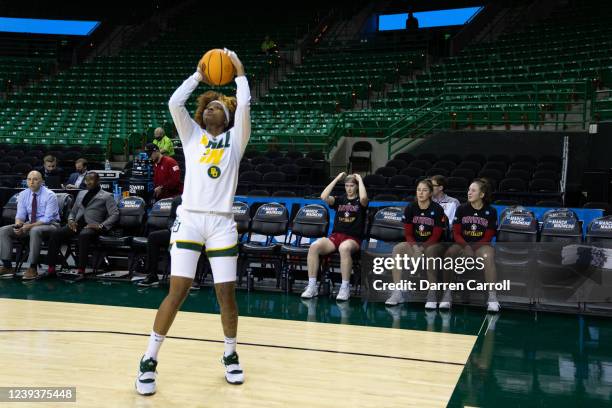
[31,193,37,223]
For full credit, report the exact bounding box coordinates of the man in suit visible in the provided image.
[36,155,63,189]
[45,172,119,280]
[64,158,88,189]
[0,170,60,280]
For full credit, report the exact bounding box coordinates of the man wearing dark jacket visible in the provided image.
[36,155,63,189]
[64,158,88,189]
[46,172,119,279]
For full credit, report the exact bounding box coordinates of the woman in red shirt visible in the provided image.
[443,179,499,312]
[386,179,446,308]
[300,172,368,302]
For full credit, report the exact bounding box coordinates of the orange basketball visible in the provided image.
[198,49,235,86]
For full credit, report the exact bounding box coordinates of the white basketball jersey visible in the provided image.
[169,73,251,213]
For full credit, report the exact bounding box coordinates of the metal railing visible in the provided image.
[439,81,589,131]
[329,81,591,159]
[379,96,445,158]
[158,81,592,157]
[592,88,612,122]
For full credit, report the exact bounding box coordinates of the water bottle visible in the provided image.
[113,182,121,202]
[105,160,111,171]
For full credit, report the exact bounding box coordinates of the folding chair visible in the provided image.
[280,204,329,293]
[239,202,289,291]
[93,196,146,279]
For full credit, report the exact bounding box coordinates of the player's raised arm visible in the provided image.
[321,172,346,207]
[168,66,203,146]
[225,49,250,157]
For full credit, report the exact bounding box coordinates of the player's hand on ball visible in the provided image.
[196,64,212,85]
[223,48,245,77]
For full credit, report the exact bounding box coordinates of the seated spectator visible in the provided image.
[137,195,182,287]
[36,155,63,189]
[385,179,446,308]
[430,175,460,228]
[260,35,278,55]
[443,179,499,312]
[145,143,182,200]
[300,172,368,301]
[64,158,88,189]
[152,127,175,157]
[45,172,119,280]
[0,171,60,280]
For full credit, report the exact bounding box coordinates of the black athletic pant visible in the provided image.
[47,226,100,269]
[146,229,170,275]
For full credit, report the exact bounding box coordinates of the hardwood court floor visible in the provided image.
[0,298,476,408]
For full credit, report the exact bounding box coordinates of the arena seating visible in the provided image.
[237,149,329,197]
[371,1,612,130]
[0,56,55,91]
[0,6,319,156]
[368,152,563,205]
[257,51,425,112]
[3,1,609,159]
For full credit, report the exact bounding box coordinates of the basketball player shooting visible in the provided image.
[136,48,249,395]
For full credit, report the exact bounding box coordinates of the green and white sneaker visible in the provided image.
[135,356,157,396]
[222,352,244,385]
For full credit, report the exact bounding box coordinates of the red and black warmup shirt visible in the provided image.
[452,203,497,244]
[331,195,368,239]
[402,201,446,245]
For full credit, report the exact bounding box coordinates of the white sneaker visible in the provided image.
[425,301,438,309]
[487,301,500,313]
[223,352,244,385]
[439,289,452,309]
[336,285,350,301]
[300,284,318,299]
[385,290,404,306]
[135,356,157,396]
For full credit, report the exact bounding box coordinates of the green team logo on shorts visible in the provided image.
[208,166,221,179]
